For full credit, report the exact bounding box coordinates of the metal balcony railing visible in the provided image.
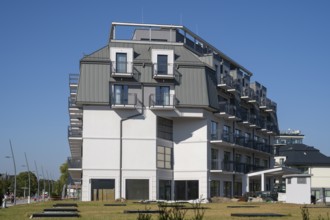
[111,93,137,107]
[219,102,241,118]
[153,63,175,78]
[111,61,133,76]
[210,131,273,154]
[218,73,233,86]
[221,160,266,173]
[149,94,177,108]
[67,157,82,169]
[68,126,82,138]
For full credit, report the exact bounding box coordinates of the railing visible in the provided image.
[69,74,79,85]
[111,93,137,106]
[218,73,233,86]
[153,63,174,78]
[67,157,82,169]
[221,160,266,173]
[111,61,133,76]
[210,132,273,154]
[149,94,177,108]
[68,126,82,138]
[68,97,78,108]
[218,102,241,118]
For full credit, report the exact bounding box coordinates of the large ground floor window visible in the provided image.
[159,180,172,200]
[223,181,232,198]
[126,179,149,200]
[174,180,199,200]
[210,180,221,197]
[91,179,115,201]
[234,182,242,197]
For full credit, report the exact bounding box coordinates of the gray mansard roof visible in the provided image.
[76,42,219,109]
[279,144,330,167]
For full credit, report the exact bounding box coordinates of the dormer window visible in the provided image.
[116,53,127,73]
[157,55,168,75]
[110,47,133,77]
[152,49,174,79]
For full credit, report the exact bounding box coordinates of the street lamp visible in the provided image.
[41,166,45,201]
[23,152,31,204]
[5,140,17,205]
[34,161,40,202]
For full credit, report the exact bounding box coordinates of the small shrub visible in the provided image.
[301,206,310,220]
[137,206,153,220]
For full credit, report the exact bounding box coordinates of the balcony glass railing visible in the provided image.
[219,102,241,118]
[218,73,233,86]
[111,93,137,107]
[68,126,82,138]
[210,132,273,154]
[149,94,177,108]
[221,160,266,173]
[153,63,174,78]
[111,61,133,76]
[67,157,82,169]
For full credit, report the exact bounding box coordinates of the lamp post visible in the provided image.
[24,152,31,204]
[46,171,50,197]
[5,140,17,205]
[34,161,40,202]
[41,166,45,201]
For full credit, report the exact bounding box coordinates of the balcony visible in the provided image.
[68,126,82,138]
[227,80,241,94]
[111,93,137,109]
[149,94,177,110]
[67,157,82,181]
[153,63,175,79]
[260,98,276,112]
[111,61,133,77]
[68,157,82,169]
[210,132,273,155]
[217,73,233,90]
[217,102,241,120]
[241,87,257,103]
[221,160,265,173]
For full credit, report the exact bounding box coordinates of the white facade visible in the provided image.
[67,22,279,201]
[284,174,311,204]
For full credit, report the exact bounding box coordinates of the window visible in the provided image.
[211,148,219,170]
[210,180,220,197]
[223,181,232,197]
[211,121,218,140]
[157,146,173,169]
[235,154,242,172]
[223,125,230,142]
[159,180,172,200]
[157,117,173,141]
[116,53,127,73]
[175,180,199,200]
[224,151,231,171]
[110,47,133,75]
[297,177,306,184]
[126,179,149,200]
[157,55,168,74]
[113,85,128,105]
[254,158,260,166]
[234,182,242,197]
[287,178,291,184]
[263,159,268,169]
[156,86,170,106]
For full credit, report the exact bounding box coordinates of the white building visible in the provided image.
[67,22,279,201]
[283,174,312,204]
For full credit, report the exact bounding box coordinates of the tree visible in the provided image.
[54,162,69,196]
[16,172,37,197]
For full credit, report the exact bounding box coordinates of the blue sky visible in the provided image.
[1,0,330,179]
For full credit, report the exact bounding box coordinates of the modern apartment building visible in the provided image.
[67,22,279,201]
